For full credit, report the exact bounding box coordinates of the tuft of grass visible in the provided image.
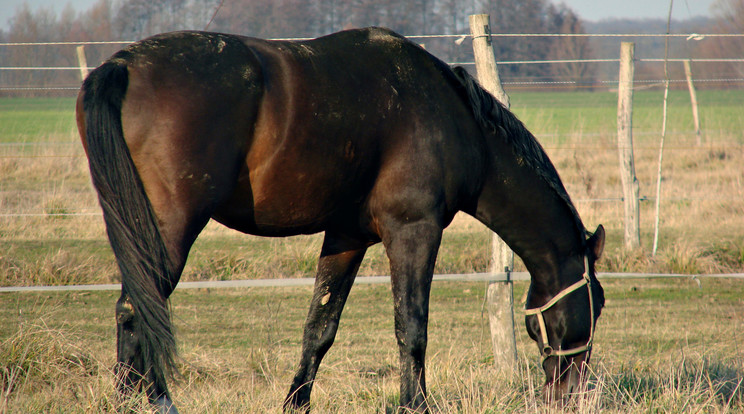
[277,238,322,277]
[659,241,717,275]
[1,319,98,411]
[706,239,744,272]
[187,254,256,281]
[600,247,652,273]
[0,246,117,287]
[597,357,744,412]
[44,199,72,218]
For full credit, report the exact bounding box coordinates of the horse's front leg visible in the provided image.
[284,232,368,413]
[383,220,442,413]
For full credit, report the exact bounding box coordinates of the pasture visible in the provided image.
[1,89,743,412]
[2,280,743,412]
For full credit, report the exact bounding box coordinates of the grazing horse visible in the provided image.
[76,27,605,413]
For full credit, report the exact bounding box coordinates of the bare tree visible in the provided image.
[2,4,75,95]
[546,4,596,89]
[698,0,744,78]
[0,0,593,95]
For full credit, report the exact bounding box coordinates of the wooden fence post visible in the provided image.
[469,14,510,106]
[683,59,702,145]
[469,13,517,374]
[76,45,89,81]
[617,42,641,250]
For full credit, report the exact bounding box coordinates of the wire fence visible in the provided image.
[2,32,744,46]
[2,32,744,90]
[3,271,744,293]
[1,32,742,279]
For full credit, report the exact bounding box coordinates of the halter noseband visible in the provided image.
[524,255,595,360]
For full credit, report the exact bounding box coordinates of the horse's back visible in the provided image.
[95,28,484,239]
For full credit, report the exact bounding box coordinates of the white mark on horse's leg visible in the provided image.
[320,292,331,305]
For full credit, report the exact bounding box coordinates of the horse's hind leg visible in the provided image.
[383,219,442,413]
[284,232,368,412]
[112,196,212,413]
[115,294,180,414]
[115,292,143,392]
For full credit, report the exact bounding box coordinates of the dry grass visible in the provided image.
[2,92,744,287]
[1,138,743,287]
[1,94,743,411]
[1,280,742,413]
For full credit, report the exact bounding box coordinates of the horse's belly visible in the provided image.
[211,177,351,237]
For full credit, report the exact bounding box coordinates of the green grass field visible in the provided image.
[510,89,744,151]
[2,90,744,143]
[0,97,79,142]
[1,91,743,412]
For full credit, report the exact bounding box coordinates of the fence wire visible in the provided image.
[2,271,744,293]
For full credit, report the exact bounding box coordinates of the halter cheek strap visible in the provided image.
[524,255,595,360]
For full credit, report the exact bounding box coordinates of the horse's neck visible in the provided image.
[474,133,584,292]
[455,69,585,292]
[505,206,582,290]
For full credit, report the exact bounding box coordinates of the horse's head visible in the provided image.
[525,224,605,403]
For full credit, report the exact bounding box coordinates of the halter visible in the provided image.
[524,255,595,360]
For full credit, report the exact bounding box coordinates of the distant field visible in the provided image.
[0,97,79,143]
[511,89,744,146]
[2,90,744,143]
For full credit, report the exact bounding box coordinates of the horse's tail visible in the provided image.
[81,59,177,396]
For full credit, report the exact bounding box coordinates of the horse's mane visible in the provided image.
[451,66,587,242]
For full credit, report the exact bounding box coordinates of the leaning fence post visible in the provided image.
[617,42,641,250]
[469,13,517,374]
[683,59,702,145]
[76,45,89,81]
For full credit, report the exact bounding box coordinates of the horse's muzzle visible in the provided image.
[542,352,590,404]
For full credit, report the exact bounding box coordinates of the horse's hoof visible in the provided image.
[154,395,179,414]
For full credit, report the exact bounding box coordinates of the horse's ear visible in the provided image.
[587,224,605,259]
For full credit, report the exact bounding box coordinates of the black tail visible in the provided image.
[81,59,177,396]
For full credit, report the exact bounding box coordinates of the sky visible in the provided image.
[0,0,719,31]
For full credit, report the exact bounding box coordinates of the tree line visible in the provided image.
[0,0,593,95]
[0,0,741,96]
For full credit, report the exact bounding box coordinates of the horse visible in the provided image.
[76,27,605,413]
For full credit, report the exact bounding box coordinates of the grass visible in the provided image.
[1,278,742,412]
[0,98,79,143]
[510,89,744,145]
[0,91,743,411]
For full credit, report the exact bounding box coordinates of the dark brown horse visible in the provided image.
[76,27,605,413]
